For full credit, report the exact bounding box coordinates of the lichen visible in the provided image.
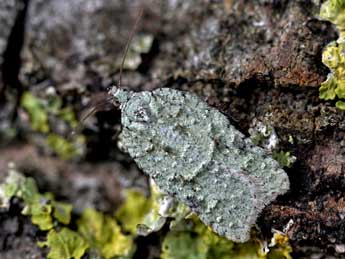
[20,91,84,159]
[249,120,296,168]
[111,87,290,242]
[320,0,345,35]
[0,167,135,259]
[267,231,293,259]
[0,166,293,258]
[116,180,191,237]
[47,134,85,160]
[0,166,72,230]
[161,216,292,259]
[272,151,296,168]
[115,189,151,235]
[249,119,279,151]
[37,228,89,259]
[21,92,50,133]
[77,208,135,259]
[319,0,345,110]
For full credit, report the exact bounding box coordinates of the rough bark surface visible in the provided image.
[0,0,344,258]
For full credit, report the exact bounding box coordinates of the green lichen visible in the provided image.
[77,208,135,259]
[24,198,54,230]
[161,216,292,259]
[267,232,293,259]
[272,151,296,168]
[47,134,85,160]
[136,181,170,236]
[21,92,50,133]
[45,95,78,128]
[319,1,345,109]
[20,91,84,159]
[162,217,235,259]
[249,121,296,168]
[52,201,73,225]
[0,167,72,230]
[115,189,151,235]
[320,0,345,35]
[1,168,135,259]
[38,228,89,259]
[116,181,191,237]
[1,166,293,258]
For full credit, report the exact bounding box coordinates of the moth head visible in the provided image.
[109,86,131,106]
[123,92,154,124]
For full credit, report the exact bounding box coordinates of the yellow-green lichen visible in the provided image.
[52,201,73,225]
[45,95,78,129]
[162,216,236,259]
[161,216,292,259]
[267,231,293,259]
[1,167,293,259]
[0,167,72,230]
[38,228,89,259]
[272,151,296,168]
[116,181,191,237]
[47,134,85,160]
[320,0,345,35]
[319,1,345,109]
[20,91,84,159]
[21,92,50,133]
[77,208,135,259]
[115,189,151,235]
[1,168,136,259]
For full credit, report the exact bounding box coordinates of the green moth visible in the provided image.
[109,86,290,242]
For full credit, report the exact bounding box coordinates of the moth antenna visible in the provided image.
[69,96,113,137]
[81,96,114,123]
[73,8,143,137]
[118,7,144,88]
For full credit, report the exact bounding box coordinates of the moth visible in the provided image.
[109,86,289,242]
[93,8,290,242]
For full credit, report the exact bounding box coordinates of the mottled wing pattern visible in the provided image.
[118,87,290,242]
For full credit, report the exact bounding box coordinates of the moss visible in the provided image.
[77,208,135,259]
[319,1,345,110]
[38,228,89,259]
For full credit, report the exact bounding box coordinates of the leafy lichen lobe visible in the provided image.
[319,0,345,109]
[111,87,290,243]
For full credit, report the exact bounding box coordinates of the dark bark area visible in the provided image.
[0,0,344,258]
